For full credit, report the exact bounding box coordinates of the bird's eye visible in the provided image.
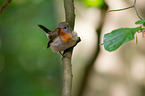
[64,27,67,29]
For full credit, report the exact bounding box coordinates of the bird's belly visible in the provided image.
[50,37,76,52]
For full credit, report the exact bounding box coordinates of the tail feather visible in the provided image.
[38,24,51,33]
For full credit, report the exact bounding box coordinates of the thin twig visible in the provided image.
[133,0,143,20]
[134,0,137,4]
[108,0,143,20]
[134,6,143,20]
[108,6,134,12]
[0,0,12,14]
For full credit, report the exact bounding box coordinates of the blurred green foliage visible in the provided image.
[0,0,63,96]
[82,0,104,7]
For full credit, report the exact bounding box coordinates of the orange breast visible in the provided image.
[58,29,72,43]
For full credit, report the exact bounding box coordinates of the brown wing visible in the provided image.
[47,28,59,48]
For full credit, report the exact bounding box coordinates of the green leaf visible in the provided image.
[135,19,145,26]
[103,27,141,52]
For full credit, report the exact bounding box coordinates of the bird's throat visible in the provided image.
[58,28,72,43]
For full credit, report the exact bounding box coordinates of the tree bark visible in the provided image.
[62,0,75,96]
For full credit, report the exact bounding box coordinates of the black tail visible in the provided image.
[38,24,51,33]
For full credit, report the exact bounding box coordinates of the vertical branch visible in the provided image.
[78,3,108,96]
[62,0,75,96]
[62,49,73,96]
[63,0,75,29]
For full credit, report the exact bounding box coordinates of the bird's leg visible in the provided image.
[59,51,63,56]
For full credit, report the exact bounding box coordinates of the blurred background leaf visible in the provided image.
[82,0,104,7]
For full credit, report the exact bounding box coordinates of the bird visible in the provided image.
[38,22,79,53]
